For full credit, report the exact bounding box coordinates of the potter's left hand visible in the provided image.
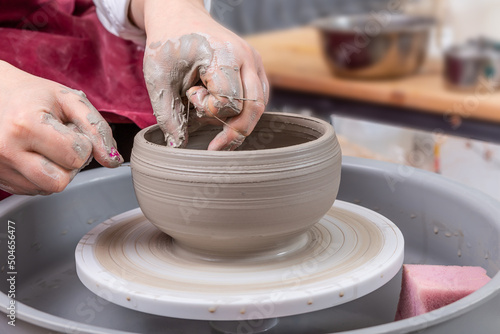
[130,0,269,150]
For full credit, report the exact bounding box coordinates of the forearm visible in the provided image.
[129,0,208,33]
[0,60,15,75]
[0,61,30,91]
[128,0,146,30]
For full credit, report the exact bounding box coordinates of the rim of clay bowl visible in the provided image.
[136,112,337,158]
[312,14,435,34]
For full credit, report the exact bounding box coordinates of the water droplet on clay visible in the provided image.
[410,214,417,219]
[307,299,313,305]
[208,306,217,313]
[434,227,439,234]
[445,232,452,237]
[457,249,462,257]
[339,292,344,297]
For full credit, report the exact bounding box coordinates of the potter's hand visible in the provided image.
[132,0,269,150]
[0,61,123,195]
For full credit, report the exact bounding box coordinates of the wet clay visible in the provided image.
[143,33,243,148]
[130,112,342,256]
[41,113,91,162]
[58,87,122,167]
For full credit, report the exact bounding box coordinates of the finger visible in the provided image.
[0,170,47,196]
[186,104,225,135]
[187,86,232,119]
[56,88,123,167]
[252,49,270,106]
[207,127,246,151]
[11,152,73,194]
[199,64,244,118]
[208,68,266,151]
[186,86,210,118]
[143,52,188,148]
[186,86,231,132]
[30,113,93,170]
[154,89,188,147]
[63,122,95,171]
[257,66,270,106]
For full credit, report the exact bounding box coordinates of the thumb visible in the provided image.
[143,43,189,148]
[150,87,188,148]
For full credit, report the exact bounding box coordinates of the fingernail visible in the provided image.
[38,191,52,196]
[109,147,120,158]
[109,147,124,165]
[41,159,61,181]
[165,133,185,148]
[69,169,79,181]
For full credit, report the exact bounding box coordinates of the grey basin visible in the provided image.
[0,157,499,333]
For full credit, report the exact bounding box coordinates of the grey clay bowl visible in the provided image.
[130,112,342,257]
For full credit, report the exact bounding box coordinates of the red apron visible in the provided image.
[0,0,155,200]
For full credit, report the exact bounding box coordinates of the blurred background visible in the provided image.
[211,0,499,42]
[209,0,500,202]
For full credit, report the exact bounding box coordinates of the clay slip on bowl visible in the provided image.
[130,112,342,257]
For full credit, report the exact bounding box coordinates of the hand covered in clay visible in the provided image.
[0,61,123,195]
[131,0,269,150]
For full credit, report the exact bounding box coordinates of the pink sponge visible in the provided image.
[395,264,491,321]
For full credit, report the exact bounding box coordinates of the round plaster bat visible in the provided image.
[75,201,404,320]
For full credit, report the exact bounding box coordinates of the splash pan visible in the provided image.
[2,159,499,333]
[75,201,404,320]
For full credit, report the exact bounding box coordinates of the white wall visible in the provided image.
[408,0,500,44]
[446,0,500,43]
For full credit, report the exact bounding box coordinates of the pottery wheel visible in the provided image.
[75,200,404,321]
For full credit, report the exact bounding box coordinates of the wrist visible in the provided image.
[128,0,146,30]
[142,0,209,40]
[0,61,17,77]
[129,0,208,33]
[0,60,11,71]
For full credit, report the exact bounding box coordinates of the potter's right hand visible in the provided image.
[133,0,268,150]
[0,61,123,195]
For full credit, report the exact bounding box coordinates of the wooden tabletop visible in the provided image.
[246,27,500,124]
